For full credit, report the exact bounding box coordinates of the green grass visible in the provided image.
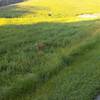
[0,0,100,100]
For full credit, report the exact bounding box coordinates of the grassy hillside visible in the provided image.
[0,0,100,100]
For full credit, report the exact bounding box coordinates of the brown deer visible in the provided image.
[35,42,46,51]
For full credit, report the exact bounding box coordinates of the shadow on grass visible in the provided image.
[0,19,100,100]
[0,4,50,18]
[0,6,36,18]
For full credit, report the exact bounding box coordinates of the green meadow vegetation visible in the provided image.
[0,0,100,100]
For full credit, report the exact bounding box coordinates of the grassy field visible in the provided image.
[0,0,100,100]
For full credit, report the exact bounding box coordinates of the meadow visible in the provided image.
[0,0,100,100]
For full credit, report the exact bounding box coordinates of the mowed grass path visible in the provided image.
[1,0,100,18]
[0,0,100,100]
[0,0,100,25]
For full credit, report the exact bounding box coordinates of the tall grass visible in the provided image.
[0,19,100,100]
